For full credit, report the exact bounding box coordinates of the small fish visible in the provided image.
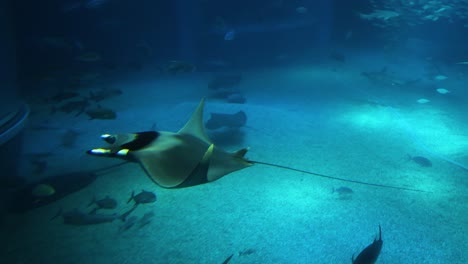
[436,88,450,94]
[416,98,430,104]
[85,107,116,120]
[239,248,256,256]
[408,155,432,167]
[127,190,157,205]
[224,29,236,41]
[166,60,196,74]
[332,186,353,194]
[51,99,90,116]
[296,6,308,14]
[32,184,55,197]
[332,186,353,200]
[88,88,122,102]
[352,225,383,264]
[47,91,80,102]
[434,75,448,81]
[61,129,80,148]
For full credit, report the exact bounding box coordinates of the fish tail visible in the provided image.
[331,187,335,194]
[127,191,134,204]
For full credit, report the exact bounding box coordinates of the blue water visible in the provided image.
[1,1,468,263]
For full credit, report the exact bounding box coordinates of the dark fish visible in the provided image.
[127,190,157,205]
[332,186,353,194]
[85,107,116,120]
[88,88,122,102]
[47,91,80,102]
[166,60,196,74]
[52,208,119,225]
[61,129,80,148]
[408,155,432,167]
[333,186,353,200]
[239,248,256,256]
[352,225,383,264]
[88,195,117,213]
[51,99,89,116]
[205,111,247,130]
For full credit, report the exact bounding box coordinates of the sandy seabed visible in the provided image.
[2,61,467,264]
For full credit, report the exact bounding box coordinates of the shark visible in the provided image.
[86,98,427,192]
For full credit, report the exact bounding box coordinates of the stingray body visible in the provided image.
[205,111,247,130]
[87,98,253,188]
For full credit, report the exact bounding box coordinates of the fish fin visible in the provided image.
[120,204,138,221]
[127,191,134,203]
[178,98,212,144]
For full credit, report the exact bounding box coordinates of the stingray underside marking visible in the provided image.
[86,98,253,188]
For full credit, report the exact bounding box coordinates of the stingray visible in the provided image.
[205,110,247,130]
[86,98,427,192]
[87,98,252,188]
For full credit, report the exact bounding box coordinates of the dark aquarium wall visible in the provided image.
[1,1,467,263]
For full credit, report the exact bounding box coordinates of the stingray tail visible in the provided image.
[250,160,428,192]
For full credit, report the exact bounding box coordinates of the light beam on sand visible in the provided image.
[341,104,468,171]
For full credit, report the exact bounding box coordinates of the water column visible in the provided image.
[0,1,29,188]
[174,0,202,63]
[315,0,333,51]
